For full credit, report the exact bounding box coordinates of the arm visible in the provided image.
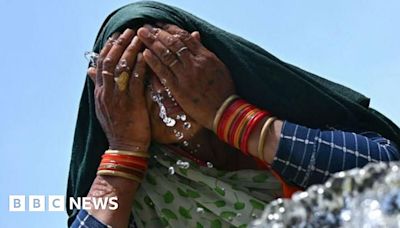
[270,121,399,187]
[71,28,150,227]
[70,176,139,228]
[137,23,399,189]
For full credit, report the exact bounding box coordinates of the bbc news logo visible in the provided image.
[9,195,118,212]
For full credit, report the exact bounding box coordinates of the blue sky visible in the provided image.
[0,0,399,227]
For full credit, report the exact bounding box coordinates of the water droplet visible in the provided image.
[175,131,184,140]
[196,144,201,148]
[183,122,191,129]
[183,141,189,146]
[180,114,187,121]
[196,207,205,214]
[171,97,175,101]
[153,155,158,159]
[176,160,190,169]
[207,162,214,168]
[168,167,175,175]
[164,117,176,127]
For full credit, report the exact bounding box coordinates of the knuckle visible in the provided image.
[114,36,127,45]
[102,57,113,68]
[178,30,191,40]
[166,35,180,47]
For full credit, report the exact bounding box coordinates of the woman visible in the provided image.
[68,2,400,227]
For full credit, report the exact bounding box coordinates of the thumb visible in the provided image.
[87,67,97,82]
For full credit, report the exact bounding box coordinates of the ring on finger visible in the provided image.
[169,59,179,68]
[114,71,130,91]
[116,59,131,72]
[176,46,189,57]
[162,49,173,59]
[102,70,114,77]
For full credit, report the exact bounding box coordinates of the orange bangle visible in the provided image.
[222,103,250,142]
[227,105,254,144]
[233,109,259,149]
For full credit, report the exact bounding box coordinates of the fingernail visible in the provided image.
[143,49,151,57]
[138,28,151,38]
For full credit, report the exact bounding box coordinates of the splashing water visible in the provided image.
[183,122,191,129]
[196,207,205,214]
[151,91,176,127]
[168,167,175,175]
[176,160,190,169]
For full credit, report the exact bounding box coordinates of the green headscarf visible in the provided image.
[67,1,400,225]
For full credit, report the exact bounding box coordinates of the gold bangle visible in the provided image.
[98,163,145,174]
[234,109,259,149]
[257,117,277,161]
[213,95,239,133]
[97,170,142,183]
[223,103,251,142]
[105,149,150,158]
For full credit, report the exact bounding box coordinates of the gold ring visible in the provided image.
[114,71,130,91]
[169,59,178,68]
[102,70,114,77]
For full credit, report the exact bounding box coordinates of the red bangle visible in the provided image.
[235,109,260,150]
[217,99,247,140]
[240,111,269,154]
[102,153,148,163]
[227,105,254,144]
[101,158,148,170]
[231,107,258,149]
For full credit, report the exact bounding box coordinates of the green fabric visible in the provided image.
[133,146,281,227]
[66,1,400,225]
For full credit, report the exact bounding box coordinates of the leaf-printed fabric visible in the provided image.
[131,146,282,228]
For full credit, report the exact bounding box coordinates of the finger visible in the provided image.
[142,48,178,90]
[161,24,203,54]
[191,31,201,42]
[129,53,146,99]
[117,36,142,75]
[137,27,182,71]
[87,67,96,82]
[103,28,135,95]
[96,33,119,87]
[149,26,193,67]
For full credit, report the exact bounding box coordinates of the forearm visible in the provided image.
[270,121,400,188]
[86,175,139,228]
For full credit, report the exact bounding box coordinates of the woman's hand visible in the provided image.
[137,24,235,130]
[88,28,150,151]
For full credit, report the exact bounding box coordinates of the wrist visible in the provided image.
[108,140,150,152]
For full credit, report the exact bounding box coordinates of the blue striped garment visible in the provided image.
[272,121,400,188]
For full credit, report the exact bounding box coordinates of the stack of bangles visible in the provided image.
[97,150,149,182]
[213,95,277,161]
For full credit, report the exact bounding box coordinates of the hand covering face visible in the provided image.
[67,1,400,225]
